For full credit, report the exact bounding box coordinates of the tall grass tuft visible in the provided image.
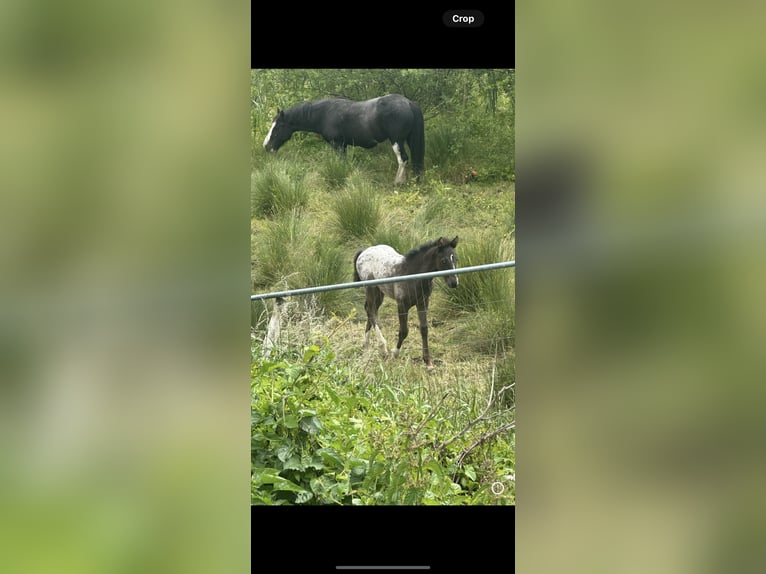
[494,353,515,410]
[298,239,353,314]
[331,176,381,240]
[426,123,470,182]
[443,231,515,354]
[416,195,450,227]
[251,209,310,288]
[319,151,355,190]
[426,124,457,169]
[369,223,421,255]
[251,165,309,218]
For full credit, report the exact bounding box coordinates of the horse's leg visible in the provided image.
[332,141,347,160]
[392,141,409,185]
[365,288,388,355]
[393,300,410,358]
[416,298,433,368]
[363,289,374,348]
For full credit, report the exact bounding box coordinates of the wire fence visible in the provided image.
[251,260,516,363]
[250,260,516,301]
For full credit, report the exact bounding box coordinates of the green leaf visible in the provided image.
[282,455,304,471]
[424,459,445,475]
[276,445,292,462]
[310,475,338,498]
[253,360,287,377]
[300,415,322,434]
[404,487,425,505]
[283,414,299,429]
[317,448,344,470]
[303,452,325,471]
[302,344,321,363]
[251,468,305,493]
[324,385,339,404]
[295,491,314,504]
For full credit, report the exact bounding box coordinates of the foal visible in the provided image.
[353,236,459,368]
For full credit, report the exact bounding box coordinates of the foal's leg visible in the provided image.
[416,298,433,368]
[364,288,388,355]
[393,301,410,358]
[332,142,348,157]
[363,292,374,348]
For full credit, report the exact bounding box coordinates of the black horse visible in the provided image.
[353,237,459,368]
[263,94,425,185]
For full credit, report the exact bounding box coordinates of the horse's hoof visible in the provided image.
[426,363,435,370]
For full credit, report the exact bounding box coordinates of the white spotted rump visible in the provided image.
[355,245,406,299]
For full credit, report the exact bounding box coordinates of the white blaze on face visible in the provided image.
[450,253,459,286]
[263,119,277,149]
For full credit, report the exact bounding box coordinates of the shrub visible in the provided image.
[251,165,309,217]
[331,177,381,240]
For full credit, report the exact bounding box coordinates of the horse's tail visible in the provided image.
[408,101,425,180]
[353,249,364,282]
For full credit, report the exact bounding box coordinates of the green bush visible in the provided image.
[251,210,309,288]
[298,239,353,314]
[251,342,515,505]
[443,232,515,354]
[318,151,355,189]
[330,177,381,240]
[251,164,309,217]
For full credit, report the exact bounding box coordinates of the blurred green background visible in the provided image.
[517,2,766,573]
[0,1,250,572]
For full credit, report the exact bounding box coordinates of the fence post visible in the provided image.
[262,297,285,358]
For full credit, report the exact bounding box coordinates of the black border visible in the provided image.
[251,6,514,69]
[253,505,514,572]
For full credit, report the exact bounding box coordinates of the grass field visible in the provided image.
[251,142,515,505]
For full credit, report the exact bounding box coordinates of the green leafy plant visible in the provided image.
[251,341,515,506]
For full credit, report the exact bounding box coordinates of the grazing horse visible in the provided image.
[353,237,459,368]
[263,94,425,185]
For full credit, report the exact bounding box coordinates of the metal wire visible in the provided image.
[250,260,516,301]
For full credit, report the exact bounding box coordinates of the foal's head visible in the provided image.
[433,236,460,288]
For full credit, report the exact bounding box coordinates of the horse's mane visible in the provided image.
[284,100,319,121]
[284,98,352,123]
[403,238,449,260]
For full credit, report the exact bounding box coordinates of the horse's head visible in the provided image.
[263,109,293,152]
[436,236,459,288]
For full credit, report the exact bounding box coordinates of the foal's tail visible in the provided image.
[408,101,425,181]
[352,249,364,282]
